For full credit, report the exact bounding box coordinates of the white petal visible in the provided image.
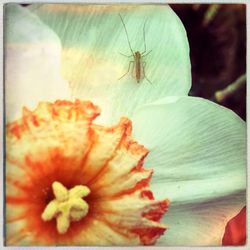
[5,4,70,122]
[30,4,191,124]
[132,96,246,245]
[158,191,245,245]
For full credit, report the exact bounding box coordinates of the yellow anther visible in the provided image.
[41,181,90,234]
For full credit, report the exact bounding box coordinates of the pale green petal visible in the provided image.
[132,96,246,245]
[5,4,70,122]
[30,4,191,124]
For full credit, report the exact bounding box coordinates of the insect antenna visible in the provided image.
[119,14,134,55]
[143,20,147,54]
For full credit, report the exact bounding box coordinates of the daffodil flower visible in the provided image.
[5,4,246,246]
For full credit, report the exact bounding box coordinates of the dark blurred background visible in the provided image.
[170,4,246,120]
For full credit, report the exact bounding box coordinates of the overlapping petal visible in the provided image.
[5,4,70,122]
[29,4,191,123]
[132,96,246,245]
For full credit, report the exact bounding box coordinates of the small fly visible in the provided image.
[118,14,152,84]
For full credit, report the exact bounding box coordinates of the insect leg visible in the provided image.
[141,50,152,57]
[118,61,134,80]
[142,62,153,84]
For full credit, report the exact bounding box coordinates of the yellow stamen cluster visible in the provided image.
[41,181,90,234]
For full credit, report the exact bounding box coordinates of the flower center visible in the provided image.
[41,181,90,234]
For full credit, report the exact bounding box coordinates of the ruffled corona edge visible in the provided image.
[6,100,169,246]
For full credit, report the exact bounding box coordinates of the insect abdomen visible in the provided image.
[134,52,142,83]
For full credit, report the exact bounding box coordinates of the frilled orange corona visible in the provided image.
[6,100,168,246]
